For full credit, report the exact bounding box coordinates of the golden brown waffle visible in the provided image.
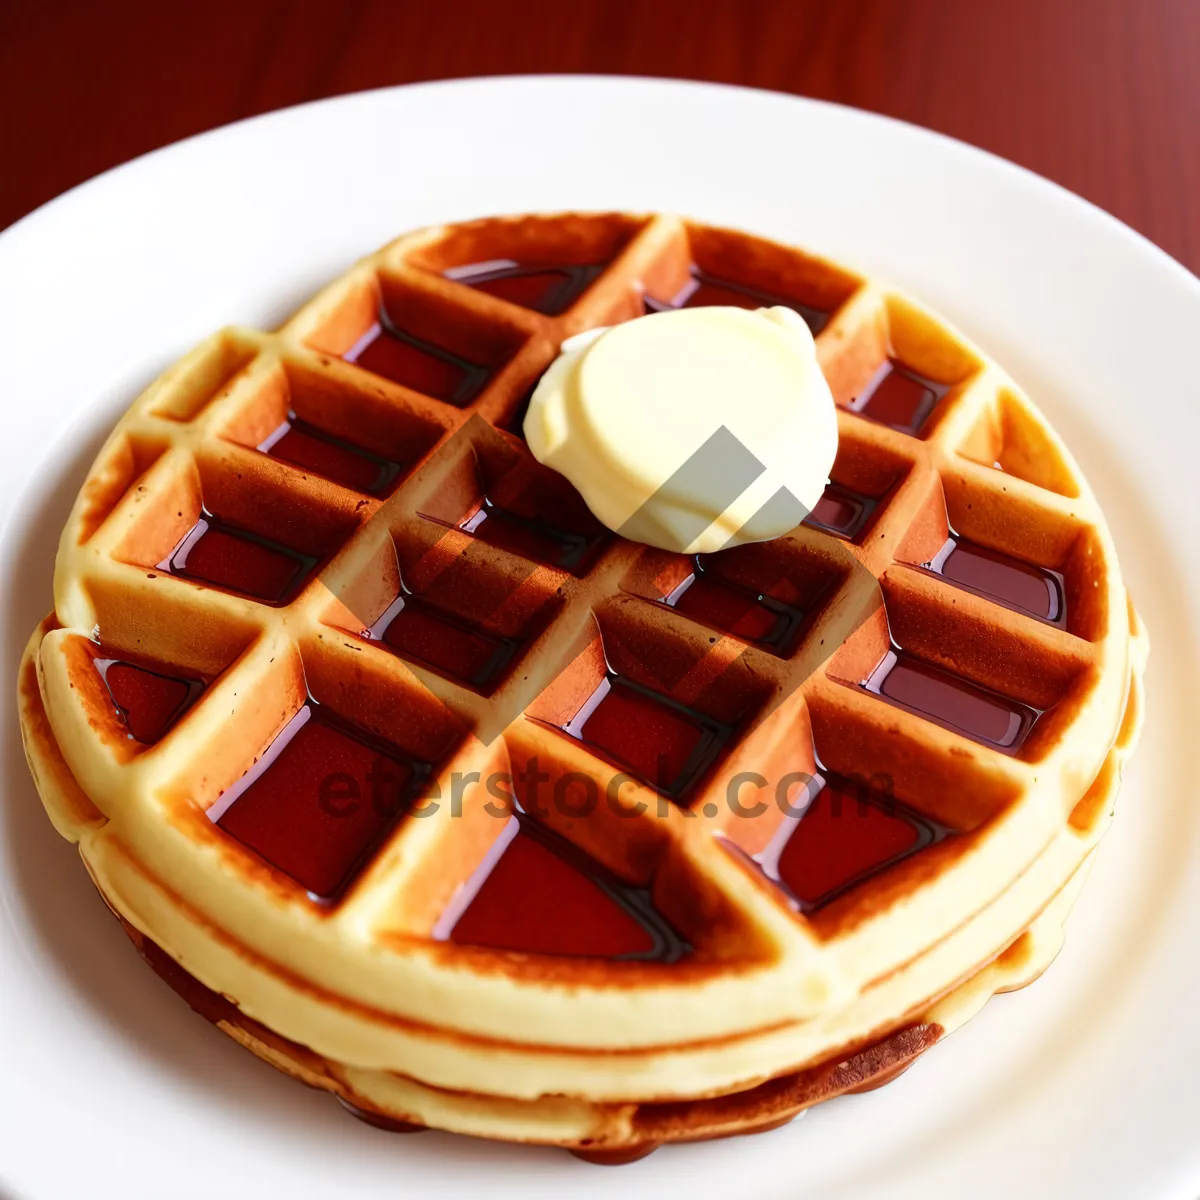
[18,213,1146,1158]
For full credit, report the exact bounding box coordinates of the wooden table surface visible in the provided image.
[2,0,1196,272]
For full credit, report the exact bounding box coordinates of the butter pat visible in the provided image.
[523,306,838,554]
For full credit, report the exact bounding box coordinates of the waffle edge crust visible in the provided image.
[17,213,1147,1158]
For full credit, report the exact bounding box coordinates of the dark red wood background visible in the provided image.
[1,0,1197,271]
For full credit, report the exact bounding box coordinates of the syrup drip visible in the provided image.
[258,413,405,495]
[159,510,317,604]
[211,701,436,899]
[864,648,1040,752]
[570,1145,661,1166]
[559,673,733,801]
[439,810,689,960]
[344,308,490,406]
[458,495,603,573]
[336,1098,427,1134]
[920,534,1066,625]
[420,451,608,574]
[366,588,520,694]
[644,266,831,335]
[850,359,949,435]
[725,771,949,910]
[444,259,606,316]
[803,482,880,541]
[662,555,811,654]
[94,656,204,744]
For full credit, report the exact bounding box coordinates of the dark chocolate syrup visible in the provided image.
[803,482,881,542]
[419,446,609,575]
[724,769,950,910]
[159,510,318,605]
[557,673,734,802]
[644,266,831,335]
[570,1145,661,1166]
[93,655,205,744]
[211,700,438,900]
[849,359,949,436]
[365,586,521,694]
[437,808,689,961]
[335,1097,427,1134]
[344,307,490,406]
[258,413,406,496]
[444,259,606,316]
[863,648,1040,753]
[661,555,812,655]
[919,534,1066,626]
[458,497,601,573]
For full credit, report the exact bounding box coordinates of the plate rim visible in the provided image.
[0,74,1197,1200]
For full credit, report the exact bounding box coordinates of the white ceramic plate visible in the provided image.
[1,77,1197,1200]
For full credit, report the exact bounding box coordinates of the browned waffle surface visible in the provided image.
[20,213,1146,1149]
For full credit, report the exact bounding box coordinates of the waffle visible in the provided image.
[18,213,1147,1160]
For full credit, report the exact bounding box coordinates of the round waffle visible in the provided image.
[18,212,1146,1158]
